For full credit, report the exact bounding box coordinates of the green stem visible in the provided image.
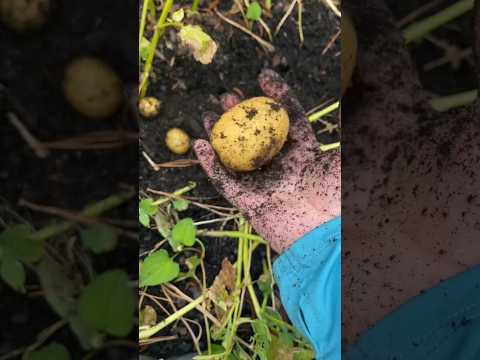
[403,0,474,43]
[152,181,196,206]
[192,0,201,12]
[139,0,175,98]
[308,101,339,123]
[430,89,478,112]
[198,230,267,244]
[243,233,262,318]
[139,0,150,62]
[139,293,206,339]
[319,142,340,152]
[30,190,135,242]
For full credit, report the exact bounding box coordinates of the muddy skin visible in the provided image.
[342,0,480,349]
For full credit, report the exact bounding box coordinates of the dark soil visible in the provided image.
[0,0,137,359]
[139,0,340,358]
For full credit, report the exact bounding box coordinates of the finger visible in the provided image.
[258,68,316,145]
[202,111,219,137]
[220,93,241,112]
[258,69,305,115]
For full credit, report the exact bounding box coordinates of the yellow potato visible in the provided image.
[63,57,123,119]
[139,97,161,118]
[211,97,289,172]
[165,128,191,155]
[0,0,51,32]
[341,13,357,96]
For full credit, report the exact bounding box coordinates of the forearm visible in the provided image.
[273,217,341,359]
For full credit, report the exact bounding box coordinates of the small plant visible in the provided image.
[138,183,315,359]
[139,0,218,98]
[0,192,136,358]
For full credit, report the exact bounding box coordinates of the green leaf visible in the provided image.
[140,37,151,62]
[171,218,196,247]
[252,319,271,360]
[140,198,158,215]
[0,255,26,293]
[246,2,262,21]
[80,225,118,254]
[139,250,180,287]
[79,270,135,337]
[173,199,189,211]
[139,198,158,228]
[0,224,43,263]
[27,343,70,360]
[178,25,218,64]
[171,8,185,22]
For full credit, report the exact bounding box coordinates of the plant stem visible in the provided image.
[430,89,478,112]
[403,0,474,43]
[140,0,175,98]
[243,227,262,318]
[198,230,267,244]
[30,190,135,242]
[152,181,197,206]
[308,101,339,122]
[139,293,207,339]
[320,142,340,152]
[192,0,201,12]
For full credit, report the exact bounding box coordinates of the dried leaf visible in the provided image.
[178,25,218,64]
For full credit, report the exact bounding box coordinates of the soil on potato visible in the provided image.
[140,0,340,358]
[0,1,137,359]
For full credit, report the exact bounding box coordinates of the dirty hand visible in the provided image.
[194,69,340,253]
[343,0,480,344]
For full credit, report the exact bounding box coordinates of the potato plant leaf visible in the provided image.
[178,25,218,64]
[171,218,196,247]
[0,224,43,263]
[246,2,262,21]
[78,270,135,337]
[173,199,189,211]
[80,225,117,254]
[139,249,180,287]
[139,198,158,228]
[27,343,70,360]
[0,255,25,293]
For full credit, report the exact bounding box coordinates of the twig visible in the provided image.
[397,0,446,27]
[142,151,199,170]
[215,10,275,52]
[7,112,49,158]
[274,0,297,36]
[322,0,340,17]
[322,29,340,55]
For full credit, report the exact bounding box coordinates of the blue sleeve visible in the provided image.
[273,217,341,360]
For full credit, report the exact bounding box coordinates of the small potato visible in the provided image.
[63,57,123,119]
[139,97,161,118]
[211,96,289,172]
[341,13,357,96]
[0,0,51,33]
[165,128,191,155]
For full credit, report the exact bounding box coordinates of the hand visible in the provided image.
[343,0,480,344]
[194,69,340,253]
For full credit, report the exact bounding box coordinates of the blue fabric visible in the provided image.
[345,266,480,360]
[273,217,341,360]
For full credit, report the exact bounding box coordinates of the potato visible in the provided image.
[211,97,289,172]
[139,97,161,118]
[63,57,123,119]
[165,128,191,155]
[341,13,357,96]
[0,0,51,33]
